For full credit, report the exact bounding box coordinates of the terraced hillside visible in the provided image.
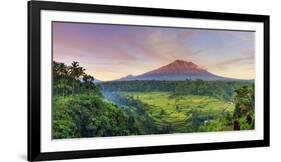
[119,92,235,133]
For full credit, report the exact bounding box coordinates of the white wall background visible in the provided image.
[0,0,279,161]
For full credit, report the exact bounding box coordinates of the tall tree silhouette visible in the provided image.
[82,74,95,95]
[69,61,85,95]
[57,78,71,97]
[53,61,69,95]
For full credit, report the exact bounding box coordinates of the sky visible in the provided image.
[53,22,255,81]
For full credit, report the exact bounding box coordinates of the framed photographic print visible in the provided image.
[28,0,270,161]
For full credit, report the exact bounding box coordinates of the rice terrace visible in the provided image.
[52,22,255,139]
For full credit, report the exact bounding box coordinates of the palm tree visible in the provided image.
[56,78,71,97]
[53,62,68,79]
[53,61,70,95]
[82,74,95,95]
[69,61,85,95]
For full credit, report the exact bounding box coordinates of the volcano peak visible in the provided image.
[118,60,233,81]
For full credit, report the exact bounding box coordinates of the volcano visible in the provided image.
[119,60,237,81]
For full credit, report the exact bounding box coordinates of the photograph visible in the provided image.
[52,21,256,139]
[27,1,270,161]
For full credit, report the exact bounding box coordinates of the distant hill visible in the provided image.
[93,78,102,83]
[118,60,243,81]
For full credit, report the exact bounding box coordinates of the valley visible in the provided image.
[117,92,235,133]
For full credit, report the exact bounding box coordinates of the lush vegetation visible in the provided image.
[101,79,255,133]
[53,61,255,139]
[52,61,139,139]
[101,80,252,102]
[121,92,234,133]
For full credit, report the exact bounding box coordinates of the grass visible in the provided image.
[120,91,235,132]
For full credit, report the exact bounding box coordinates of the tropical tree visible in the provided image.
[82,74,95,95]
[56,78,71,97]
[233,86,253,118]
[69,61,85,95]
[233,86,255,130]
[53,61,70,95]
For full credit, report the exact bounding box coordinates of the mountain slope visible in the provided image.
[119,60,240,81]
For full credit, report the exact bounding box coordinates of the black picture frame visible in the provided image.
[28,1,270,161]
